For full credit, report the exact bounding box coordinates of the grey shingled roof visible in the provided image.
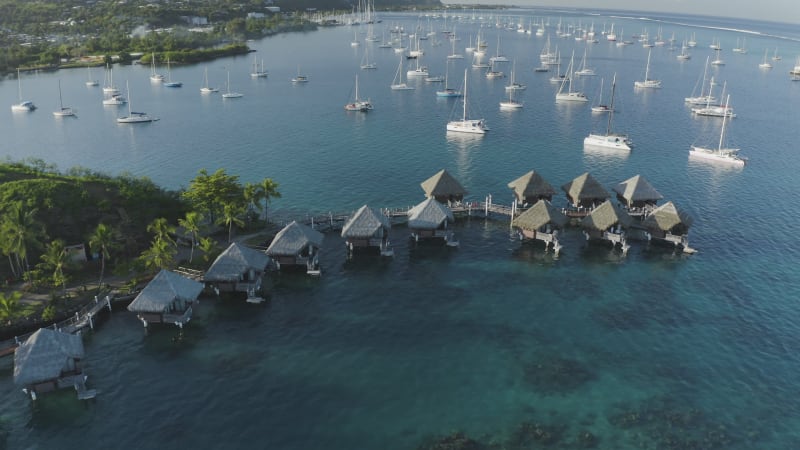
[613,175,663,204]
[127,269,204,313]
[14,328,85,386]
[561,172,609,204]
[341,205,391,238]
[581,200,634,231]
[204,242,271,282]
[507,171,556,202]
[512,200,569,231]
[266,221,324,256]
[420,169,467,199]
[407,198,454,229]
[642,201,694,231]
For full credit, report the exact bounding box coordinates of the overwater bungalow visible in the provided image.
[511,199,569,253]
[642,201,695,253]
[420,169,467,205]
[204,242,271,303]
[562,172,610,212]
[341,205,394,256]
[613,175,663,216]
[13,328,95,401]
[580,200,634,253]
[127,269,204,328]
[507,170,557,206]
[266,221,324,275]
[407,198,458,246]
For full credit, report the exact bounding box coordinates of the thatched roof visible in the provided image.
[581,200,634,231]
[407,198,454,229]
[642,201,694,231]
[127,269,204,313]
[561,172,609,205]
[204,242,271,282]
[507,171,556,202]
[613,175,663,205]
[420,169,467,199]
[266,221,324,256]
[341,205,391,238]
[14,328,84,386]
[512,200,568,231]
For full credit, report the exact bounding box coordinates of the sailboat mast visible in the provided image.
[462,69,468,120]
[58,79,64,109]
[718,95,730,151]
[607,74,617,135]
[644,49,651,80]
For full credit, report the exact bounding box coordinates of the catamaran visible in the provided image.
[574,48,595,76]
[200,67,219,93]
[584,74,631,151]
[222,71,243,99]
[685,57,716,105]
[690,95,745,166]
[446,69,487,134]
[504,62,526,91]
[758,49,773,69]
[591,78,610,113]
[250,56,268,78]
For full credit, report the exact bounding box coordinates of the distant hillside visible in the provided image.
[275,0,444,11]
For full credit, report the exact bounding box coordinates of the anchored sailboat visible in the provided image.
[446,69,487,134]
[584,74,631,151]
[690,95,745,166]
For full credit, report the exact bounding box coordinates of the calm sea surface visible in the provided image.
[2,9,800,449]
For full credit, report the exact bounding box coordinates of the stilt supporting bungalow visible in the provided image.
[266,221,324,275]
[13,328,96,401]
[642,201,695,253]
[127,269,204,329]
[407,198,459,246]
[204,242,272,303]
[341,205,394,257]
[581,200,634,254]
[511,199,569,254]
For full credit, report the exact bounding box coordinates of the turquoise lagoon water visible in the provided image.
[2,9,800,449]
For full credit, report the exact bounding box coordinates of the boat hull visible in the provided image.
[446,120,487,134]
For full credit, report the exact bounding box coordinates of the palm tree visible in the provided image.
[89,223,114,288]
[178,212,204,263]
[39,239,69,296]
[140,238,176,272]
[218,202,245,243]
[0,290,23,325]
[257,178,281,225]
[2,202,45,279]
[147,217,176,246]
[198,237,219,263]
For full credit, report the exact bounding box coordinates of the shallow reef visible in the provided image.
[522,355,596,394]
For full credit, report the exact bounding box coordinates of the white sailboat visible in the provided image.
[711,48,725,66]
[163,57,183,87]
[759,49,773,69]
[291,66,309,83]
[344,75,373,111]
[11,68,36,112]
[103,64,119,95]
[499,86,523,110]
[504,61,525,91]
[489,36,508,63]
[390,57,414,90]
[732,37,747,54]
[685,57,716,105]
[634,49,661,88]
[591,78,610,113]
[86,64,99,87]
[555,52,588,102]
[222,71,243,99]
[250,56,268,78]
[549,51,567,83]
[53,80,75,117]
[150,53,164,83]
[200,67,219,93]
[436,63,461,97]
[406,56,428,78]
[584,74,632,151]
[360,45,377,70]
[676,40,691,60]
[447,35,464,59]
[692,80,736,118]
[446,69,487,134]
[690,95,745,166]
[574,48,595,76]
[485,59,504,79]
[117,81,156,123]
